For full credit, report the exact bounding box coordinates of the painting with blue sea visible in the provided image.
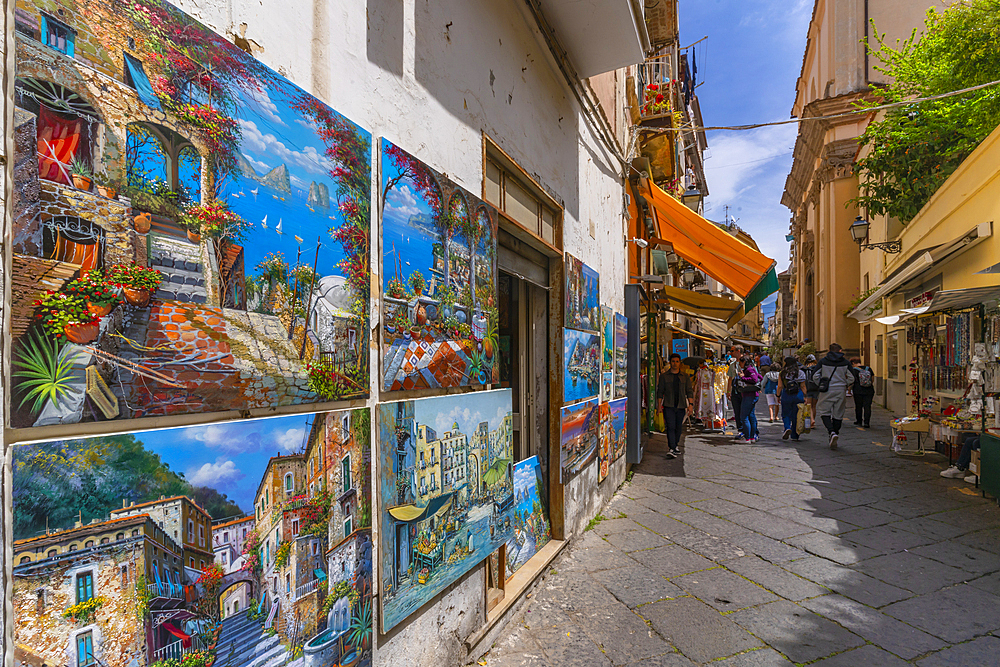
[564,328,601,403]
[504,455,551,578]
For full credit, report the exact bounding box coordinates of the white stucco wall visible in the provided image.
[5,0,632,664]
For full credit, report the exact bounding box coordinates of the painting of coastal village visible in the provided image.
[564,328,600,403]
[9,0,370,429]
[377,390,514,632]
[560,397,599,480]
[381,139,499,391]
[614,313,629,399]
[564,253,599,332]
[504,456,551,578]
[11,409,373,667]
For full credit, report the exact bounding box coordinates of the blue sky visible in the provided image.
[412,389,512,439]
[678,0,813,329]
[679,0,811,274]
[137,414,314,512]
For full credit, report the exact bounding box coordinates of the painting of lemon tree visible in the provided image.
[381,139,499,391]
[9,0,370,429]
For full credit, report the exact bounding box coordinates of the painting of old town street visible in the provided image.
[504,456,551,578]
[377,390,514,632]
[560,397,599,480]
[380,139,499,391]
[564,253,599,332]
[12,409,372,667]
[609,397,628,463]
[564,328,600,403]
[9,0,370,429]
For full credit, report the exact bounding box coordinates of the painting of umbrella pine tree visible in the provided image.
[380,139,500,391]
[377,389,515,631]
[9,0,370,429]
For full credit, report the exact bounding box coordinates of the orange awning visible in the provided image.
[638,179,775,298]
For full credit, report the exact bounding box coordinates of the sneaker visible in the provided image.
[965,474,978,484]
[665,450,677,459]
[670,448,680,456]
[863,424,871,428]
[854,421,862,426]
[940,466,966,479]
[782,429,791,440]
[829,432,839,450]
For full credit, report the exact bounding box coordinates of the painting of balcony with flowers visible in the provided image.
[380,139,499,391]
[9,0,370,428]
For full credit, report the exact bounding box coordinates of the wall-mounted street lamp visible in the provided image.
[850,216,902,253]
[626,237,649,249]
[681,184,702,212]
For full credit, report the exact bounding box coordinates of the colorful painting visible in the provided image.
[614,313,628,398]
[601,305,614,372]
[377,389,514,632]
[602,371,613,401]
[504,456,551,578]
[9,0,371,429]
[12,409,373,667]
[565,253,599,332]
[560,397,599,479]
[380,139,499,391]
[564,328,600,403]
[609,396,628,462]
[598,402,611,482]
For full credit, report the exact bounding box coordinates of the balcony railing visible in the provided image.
[146,582,184,600]
[295,578,321,600]
[153,635,202,663]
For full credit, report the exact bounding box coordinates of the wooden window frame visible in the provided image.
[482,134,563,255]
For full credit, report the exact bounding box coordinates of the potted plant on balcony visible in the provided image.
[65,272,122,317]
[107,263,163,307]
[33,291,102,344]
[70,158,93,191]
[93,171,118,200]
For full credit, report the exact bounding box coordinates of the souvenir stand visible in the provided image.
[693,359,728,432]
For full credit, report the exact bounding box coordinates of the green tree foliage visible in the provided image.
[13,434,241,541]
[853,0,1000,222]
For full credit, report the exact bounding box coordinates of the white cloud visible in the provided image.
[703,124,798,272]
[245,86,286,127]
[189,458,243,487]
[433,405,484,437]
[272,427,306,452]
[384,184,421,222]
[295,117,321,133]
[238,119,332,177]
[187,424,238,451]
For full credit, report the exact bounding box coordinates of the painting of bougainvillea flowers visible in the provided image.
[381,138,499,391]
[9,0,370,428]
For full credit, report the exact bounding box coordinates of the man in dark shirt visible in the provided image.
[657,353,693,458]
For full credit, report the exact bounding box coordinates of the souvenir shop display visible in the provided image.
[693,359,728,431]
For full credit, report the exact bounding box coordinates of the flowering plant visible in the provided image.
[107,263,163,291]
[387,278,408,299]
[642,82,675,116]
[182,200,250,239]
[65,272,122,307]
[33,291,100,338]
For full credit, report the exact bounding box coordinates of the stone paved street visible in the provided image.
[476,403,1000,666]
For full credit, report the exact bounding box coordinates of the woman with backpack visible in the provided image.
[776,357,808,441]
[850,357,875,428]
[763,366,781,423]
[737,356,763,442]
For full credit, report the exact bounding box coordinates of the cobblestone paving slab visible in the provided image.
[473,403,1000,666]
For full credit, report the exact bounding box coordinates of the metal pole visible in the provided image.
[288,245,303,340]
[298,237,321,360]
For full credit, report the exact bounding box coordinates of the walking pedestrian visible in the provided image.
[737,356,763,442]
[815,343,854,450]
[763,365,781,422]
[727,344,745,436]
[849,357,875,428]
[802,353,819,424]
[776,356,807,441]
[656,353,693,458]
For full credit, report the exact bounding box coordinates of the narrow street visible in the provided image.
[477,403,1000,666]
